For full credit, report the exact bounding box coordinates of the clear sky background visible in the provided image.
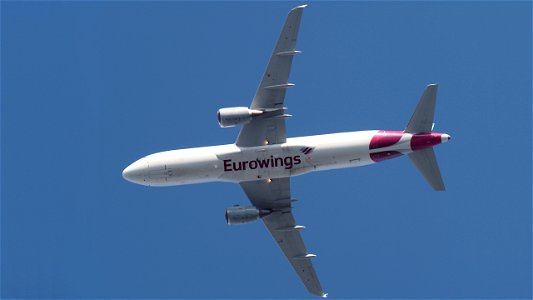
[2,1,531,299]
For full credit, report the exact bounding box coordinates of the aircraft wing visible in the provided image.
[239,178,326,297]
[236,5,306,147]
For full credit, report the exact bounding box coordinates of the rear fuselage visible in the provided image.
[123,130,450,186]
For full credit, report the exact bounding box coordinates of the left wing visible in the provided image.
[240,178,326,297]
[236,5,306,147]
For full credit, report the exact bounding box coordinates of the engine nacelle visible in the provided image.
[217,107,262,128]
[225,205,265,225]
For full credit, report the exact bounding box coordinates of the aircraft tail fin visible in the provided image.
[405,84,438,134]
[408,148,445,191]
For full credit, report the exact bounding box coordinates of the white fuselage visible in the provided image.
[122,130,446,187]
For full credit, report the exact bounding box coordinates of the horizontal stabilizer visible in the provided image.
[405,84,438,133]
[408,147,445,191]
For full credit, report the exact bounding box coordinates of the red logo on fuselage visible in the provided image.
[369,130,405,162]
[410,133,443,150]
[368,130,444,162]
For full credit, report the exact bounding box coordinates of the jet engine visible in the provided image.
[225,205,268,225]
[217,107,263,128]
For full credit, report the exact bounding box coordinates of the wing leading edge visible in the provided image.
[240,179,326,297]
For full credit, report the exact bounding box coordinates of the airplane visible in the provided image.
[122,4,451,298]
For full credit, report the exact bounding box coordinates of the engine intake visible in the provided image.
[217,107,263,128]
[225,205,267,225]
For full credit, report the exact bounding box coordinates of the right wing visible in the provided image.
[236,5,306,147]
[240,178,326,297]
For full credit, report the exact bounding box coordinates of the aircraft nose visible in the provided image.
[122,159,147,184]
[441,133,451,143]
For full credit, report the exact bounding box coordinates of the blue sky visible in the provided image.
[2,1,531,299]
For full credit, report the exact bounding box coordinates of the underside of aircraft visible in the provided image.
[123,5,451,297]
